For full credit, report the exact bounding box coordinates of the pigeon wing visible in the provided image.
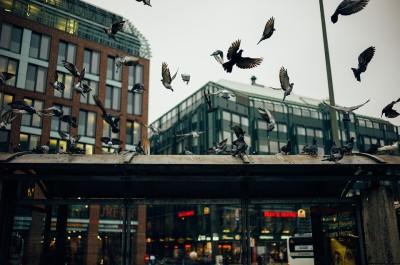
[58,130,70,140]
[340,0,369,15]
[236,57,263,69]
[263,17,275,36]
[100,137,110,144]
[323,101,347,112]
[111,21,125,34]
[279,67,290,91]
[171,68,178,81]
[227,39,241,60]
[2,72,15,81]
[349,99,370,111]
[162,63,172,83]
[62,61,79,77]
[93,95,107,115]
[358,46,375,66]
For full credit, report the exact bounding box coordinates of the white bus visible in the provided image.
[286,235,314,265]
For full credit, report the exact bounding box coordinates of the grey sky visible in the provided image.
[85,0,400,125]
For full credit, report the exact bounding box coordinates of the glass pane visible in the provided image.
[128,66,134,86]
[107,57,113,79]
[10,27,22,53]
[51,116,60,131]
[29,33,40,58]
[133,93,142,115]
[36,67,47,93]
[25,65,36,91]
[64,74,73,99]
[105,86,112,109]
[112,87,120,110]
[0,23,11,49]
[7,59,17,86]
[29,135,40,150]
[133,121,141,144]
[40,35,51,60]
[127,93,133,114]
[89,81,98,105]
[78,111,87,136]
[126,121,133,145]
[67,43,76,64]
[57,42,66,64]
[19,133,29,150]
[135,65,143,84]
[83,49,91,72]
[87,112,96,137]
[91,51,99,75]
[32,101,43,127]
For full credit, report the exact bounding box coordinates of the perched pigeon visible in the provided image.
[136,0,151,7]
[42,106,63,117]
[181,74,190,84]
[210,50,224,65]
[74,81,92,98]
[32,142,50,154]
[381,98,400,118]
[62,61,83,79]
[302,139,318,157]
[232,125,245,139]
[323,99,369,121]
[0,71,15,85]
[58,131,83,154]
[257,107,275,132]
[129,83,145,94]
[322,143,344,162]
[104,20,125,39]
[60,115,77,128]
[0,108,17,129]
[93,95,120,133]
[176,131,204,138]
[341,137,355,154]
[366,140,381,154]
[9,100,42,116]
[161,62,178,91]
[280,140,292,155]
[203,89,217,113]
[184,149,193,155]
[207,89,235,100]
[331,0,369,24]
[231,126,248,162]
[50,72,65,93]
[257,17,275,45]
[222,40,263,73]
[351,46,375,82]
[135,141,146,155]
[208,138,228,155]
[101,137,122,147]
[115,55,139,72]
[272,67,294,101]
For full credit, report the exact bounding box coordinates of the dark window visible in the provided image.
[0,23,22,53]
[29,32,51,60]
[25,64,47,93]
[0,56,18,86]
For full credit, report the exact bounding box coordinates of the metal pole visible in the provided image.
[319,0,340,145]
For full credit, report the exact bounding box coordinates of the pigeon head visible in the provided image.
[290,83,294,88]
[238,49,244,56]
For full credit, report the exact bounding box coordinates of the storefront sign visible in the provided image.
[263,211,297,218]
[178,210,195,218]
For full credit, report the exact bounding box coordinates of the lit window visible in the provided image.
[19,133,40,151]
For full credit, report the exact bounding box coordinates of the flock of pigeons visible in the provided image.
[0,0,399,161]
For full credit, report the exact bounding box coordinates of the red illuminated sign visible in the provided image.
[178,210,195,218]
[263,211,297,218]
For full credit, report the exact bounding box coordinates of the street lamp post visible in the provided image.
[319,0,340,145]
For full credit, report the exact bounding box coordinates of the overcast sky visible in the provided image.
[85,0,400,125]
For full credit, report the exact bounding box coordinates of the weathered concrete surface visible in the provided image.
[362,186,400,264]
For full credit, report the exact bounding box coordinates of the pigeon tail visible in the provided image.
[351,68,361,82]
[331,12,339,23]
[283,94,287,102]
[222,61,234,73]
[257,38,263,45]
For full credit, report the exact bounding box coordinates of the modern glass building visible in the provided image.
[150,78,399,155]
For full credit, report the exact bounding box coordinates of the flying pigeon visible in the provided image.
[203,89,217,113]
[136,0,151,7]
[93,95,120,133]
[0,71,15,85]
[257,17,275,45]
[101,137,122,147]
[222,39,263,73]
[322,145,344,162]
[210,50,224,65]
[74,81,92,98]
[0,108,17,129]
[280,140,292,155]
[382,98,400,118]
[176,131,204,138]
[181,74,190,84]
[60,115,77,128]
[135,140,146,155]
[42,106,63,117]
[62,61,83,79]
[272,67,294,101]
[331,0,369,24]
[232,125,245,139]
[377,142,399,153]
[50,72,65,93]
[58,131,82,153]
[9,100,42,116]
[104,20,125,39]
[341,137,355,154]
[115,55,139,72]
[351,46,375,82]
[257,107,275,132]
[302,138,318,157]
[207,138,228,155]
[161,62,178,91]
[129,83,145,94]
[144,124,167,136]
[207,89,236,100]
[323,99,370,121]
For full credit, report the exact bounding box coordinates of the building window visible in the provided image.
[19,133,40,151]
[29,32,51,60]
[25,64,47,93]
[302,109,311,117]
[80,80,98,105]
[78,110,96,137]
[76,143,94,155]
[49,138,67,154]
[0,92,13,107]
[315,129,323,138]
[293,107,301,116]
[373,122,380,130]
[310,110,319,119]
[222,111,231,122]
[0,23,22,53]
[232,114,240,124]
[269,141,279,154]
[105,85,121,111]
[54,72,73,99]
[103,121,119,139]
[57,41,76,65]
[107,56,121,81]
[83,49,100,75]
[21,99,43,128]
[126,121,141,145]
[277,124,287,133]
[297,126,306,136]
[0,56,18,86]
[51,105,71,132]
[306,128,314,137]
[127,93,142,115]
[128,64,144,86]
